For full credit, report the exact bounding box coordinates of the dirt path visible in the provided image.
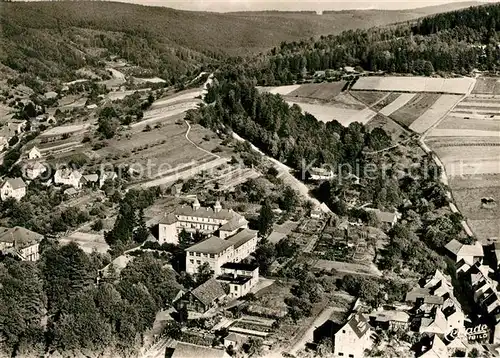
[231,132,320,207]
[184,120,220,159]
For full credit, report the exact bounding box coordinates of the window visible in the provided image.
[190,259,194,264]
[233,286,238,292]
[338,354,344,357]
[349,355,354,358]
[210,254,215,258]
[342,330,346,333]
[196,260,201,265]
[196,253,201,257]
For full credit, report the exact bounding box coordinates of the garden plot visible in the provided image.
[390,93,441,127]
[40,123,91,138]
[286,82,346,101]
[472,77,500,95]
[409,95,462,133]
[352,76,475,94]
[379,93,416,116]
[437,116,500,132]
[286,100,376,125]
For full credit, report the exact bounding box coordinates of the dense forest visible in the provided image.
[238,4,500,84]
[190,75,392,170]
[0,1,482,81]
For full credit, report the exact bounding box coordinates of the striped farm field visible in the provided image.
[390,93,441,127]
[287,100,376,125]
[472,77,500,95]
[437,116,500,132]
[379,93,416,116]
[409,95,462,133]
[351,91,389,106]
[258,85,301,96]
[286,82,346,101]
[352,76,475,94]
[372,93,401,111]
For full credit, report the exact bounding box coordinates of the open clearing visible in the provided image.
[352,76,475,94]
[287,100,376,125]
[40,123,90,137]
[428,129,500,138]
[379,93,416,116]
[431,144,500,176]
[152,89,203,108]
[390,93,441,127]
[286,82,346,101]
[449,175,500,241]
[409,95,462,133]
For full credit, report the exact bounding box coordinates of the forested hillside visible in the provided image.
[243,4,500,84]
[0,1,483,81]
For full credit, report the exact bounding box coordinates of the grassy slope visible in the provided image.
[0,1,483,80]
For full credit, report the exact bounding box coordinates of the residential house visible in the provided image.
[0,226,43,261]
[54,168,83,189]
[419,335,449,358]
[99,171,118,188]
[332,312,372,358]
[63,187,79,198]
[445,239,484,265]
[25,162,47,180]
[419,309,448,335]
[165,342,230,358]
[405,287,444,307]
[185,229,258,275]
[217,262,259,299]
[158,199,247,245]
[224,332,248,350]
[368,310,410,331]
[309,167,335,181]
[176,278,226,313]
[365,208,399,228]
[1,178,26,201]
[0,136,8,151]
[28,146,42,160]
[83,174,99,187]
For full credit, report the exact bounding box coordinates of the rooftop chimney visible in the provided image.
[192,198,200,211]
[214,200,222,213]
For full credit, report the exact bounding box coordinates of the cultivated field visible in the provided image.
[379,93,416,116]
[350,91,389,106]
[409,95,462,133]
[259,85,301,96]
[286,82,346,101]
[390,93,441,127]
[472,77,500,95]
[424,79,500,241]
[365,114,409,141]
[449,175,500,241]
[352,76,475,94]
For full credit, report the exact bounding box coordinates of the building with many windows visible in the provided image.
[185,229,258,275]
[158,199,247,244]
[0,226,43,261]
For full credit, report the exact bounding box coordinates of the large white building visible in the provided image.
[158,199,248,245]
[185,228,258,275]
[1,178,27,201]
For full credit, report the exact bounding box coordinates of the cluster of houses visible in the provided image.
[309,238,500,358]
[0,146,119,202]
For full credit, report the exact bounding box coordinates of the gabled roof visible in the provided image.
[185,236,234,254]
[175,205,241,221]
[421,335,448,358]
[445,239,484,259]
[219,217,248,232]
[0,226,43,248]
[420,309,448,334]
[225,229,257,249]
[167,342,227,358]
[405,287,444,305]
[190,278,226,307]
[159,213,177,225]
[3,177,26,190]
[337,312,370,339]
[83,174,99,182]
[370,310,409,323]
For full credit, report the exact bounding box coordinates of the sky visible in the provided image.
[112,0,497,12]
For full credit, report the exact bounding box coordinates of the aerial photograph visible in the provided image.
[0,0,499,357]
